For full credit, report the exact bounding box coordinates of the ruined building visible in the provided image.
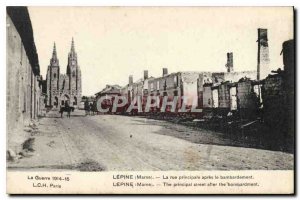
[257,28,270,80]
[261,40,295,143]
[199,51,256,115]
[282,40,295,138]
[99,28,282,120]
[225,52,234,72]
[46,38,82,108]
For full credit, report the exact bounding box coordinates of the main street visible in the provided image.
[8,110,293,171]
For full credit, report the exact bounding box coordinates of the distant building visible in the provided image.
[121,71,155,109]
[95,85,122,112]
[46,39,82,108]
[95,84,122,100]
[115,52,257,113]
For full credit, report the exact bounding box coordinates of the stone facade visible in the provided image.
[6,7,41,153]
[262,73,285,127]
[203,83,214,108]
[118,65,257,113]
[282,40,294,138]
[46,39,82,108]
[217,82,231,109]
[147,70,200,109]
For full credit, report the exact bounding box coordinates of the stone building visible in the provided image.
[95,85,122,112]
[6,7,41,154]
[118,53,256,114]
[121,71,155,109]
[38,77,47,114]
[95,84,122,102]
[258,40,294,150]
[146,69,200,111]
[261,71,285,128]
[216,81,232,109]
[261,39,294,133]
[198,52,257,112]
[197,53,259,120]
[46,38,82,108]
[282,39,294,138]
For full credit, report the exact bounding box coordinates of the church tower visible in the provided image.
[46,39,82,108]
[67,38,77,90]
[66,38,82,106]
[47,42,60,107]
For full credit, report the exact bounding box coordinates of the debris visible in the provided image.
[22,138,35,152]
[30,129,40,136]
[76,159,105,171]
[47,141,55,148]
[18,151,33,158]
[6,149,16,161]
[23,127,32,132]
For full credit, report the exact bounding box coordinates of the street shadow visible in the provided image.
[40,114,86,119]
[39,115,61,119]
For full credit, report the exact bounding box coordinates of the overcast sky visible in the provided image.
[28,7,293,96]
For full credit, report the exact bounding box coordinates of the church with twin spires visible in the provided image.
[46,38,82,108]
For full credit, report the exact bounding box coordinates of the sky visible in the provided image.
[28,7,294,96]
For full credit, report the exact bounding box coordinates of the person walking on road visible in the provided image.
[84,99,90,116]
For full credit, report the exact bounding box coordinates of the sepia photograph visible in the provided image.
[6,6,295,194]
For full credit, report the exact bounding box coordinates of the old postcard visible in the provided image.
[6,6,294,194]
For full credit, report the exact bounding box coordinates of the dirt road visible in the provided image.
[8,110,294,171]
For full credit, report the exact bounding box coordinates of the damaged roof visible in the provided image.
[95,84,122,96]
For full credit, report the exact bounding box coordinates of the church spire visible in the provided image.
[52,42,57,59]
[50,42,59,66]
[68,37,77,59]
[71,37,75,54]
[67,37,77,74]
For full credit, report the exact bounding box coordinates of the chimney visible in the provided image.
[225,52,233,72]
[163,68,168,76]
[144,70,149,80]
[257,28,270,80]
[129,75,133,85]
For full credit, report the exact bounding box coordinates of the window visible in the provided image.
[174,90,178,96]
[23,92,26,112]
[53,73,56,78]
[174,76,177,83]
[74,97,77,105]
[72,71,76,77]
